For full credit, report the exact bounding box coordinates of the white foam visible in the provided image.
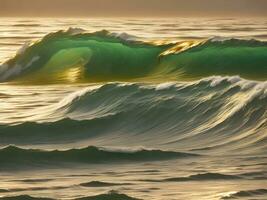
[156,82,176,90]
[227,76,242,84]
[0,64,22,81]
[100,146,150,153]
[58,85,102,108]
[66,27,86,35]
[16,42,31,55]
[0,56,40,81]
[208,76,241,87]
[210,36,234,42]
[110,32,139,41]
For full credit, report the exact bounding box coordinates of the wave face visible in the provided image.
[0,77,266,155]
[0,30,267,83]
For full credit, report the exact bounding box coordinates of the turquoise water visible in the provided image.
[0,18,266,200]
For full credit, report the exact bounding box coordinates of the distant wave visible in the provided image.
[76,191,140,200]
[139,172,242,182]
[14,178,54,183]
[0,195,54,200]
[164,172,242,181]
[0,29,266,83]
[0,191,140,200]
[140,171,267,183]
[12,24,41,27]
[0,186,69,194]
[221,189,267,199]
[80,181,131,187]
[0,145,196,169]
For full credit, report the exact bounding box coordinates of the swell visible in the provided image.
[140,172,242,182]
[0,77,266,155]
[0,195,54,200]
[80,181,131,187]
[221,189,267,199]
[0,186,69,194]
[0,117,119,145]
[0,191,140,200]
[139,171,267,182]
[0,145,196,169]
[0,29,266,83]
[164,172,241,181]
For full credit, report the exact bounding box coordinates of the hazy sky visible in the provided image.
[0,0,267,17]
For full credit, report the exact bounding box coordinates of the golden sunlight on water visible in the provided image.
[0,17,266,200]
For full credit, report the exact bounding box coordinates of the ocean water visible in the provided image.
[0,17,266,200]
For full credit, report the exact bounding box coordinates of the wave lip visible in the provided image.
[0,145,197,169]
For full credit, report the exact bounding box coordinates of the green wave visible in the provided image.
[0,29,267,83]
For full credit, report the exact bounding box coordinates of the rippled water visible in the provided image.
[0,18,266,200]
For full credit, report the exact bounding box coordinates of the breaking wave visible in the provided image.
[0,77,266,156]
[0,29,266,83]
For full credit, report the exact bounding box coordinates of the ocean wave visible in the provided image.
[0,195,54,200]
[75,191,140,200]
[0,145,196,169]
[139,172,242,182]
[221,189,267,199]
[164,172,242,181]
[0,29,266,83]
[0,116,122,145]
[0,189,9,193]
[0,191,140,200]
[0,186,69,194]
[13,178,54,183]
[140,171,267,183]
[13,24,41,27]
[0,78,266,154]
[80,181,131,187]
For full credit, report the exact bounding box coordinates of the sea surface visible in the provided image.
[0,17,266,200]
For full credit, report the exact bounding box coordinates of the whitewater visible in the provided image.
[0,18,266,200]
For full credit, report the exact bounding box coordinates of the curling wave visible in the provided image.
[0,29,266,83]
